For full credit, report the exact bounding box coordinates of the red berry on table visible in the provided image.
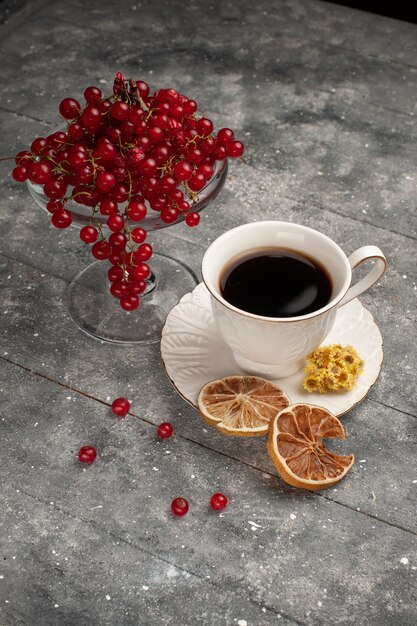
[78,445,97,465]
[210,493,228,511]
[111,397,131,417]
[171,497,189,517]
[216,127,235,145]
[157,422,174,439]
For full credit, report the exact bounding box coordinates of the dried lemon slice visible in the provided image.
[198,375,290,436]
[267,403,354,490]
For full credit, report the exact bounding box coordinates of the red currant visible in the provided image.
[107,214,124,232]
[171,497,189,517]
[84,86,102,103]
[59,98,81,120]
[130,262,150,281]
[226,140,244,158]
[127,198,147,221]
[131,227,147,243]
[80,225,98,243]
[157,422,174,438]
[187,173,206,192]
[216,128,235,145]
[185,212,200,227]
[110,101,129,121]
[210,493,228,511]
[51,208,72,229]
[12,165,27,182]
[111,397,131,417]
[120,294,139,311]
[110,281,129,298]
[78,445,97,465]
[92,240,111,260]
[108,266,124,283]
[173,160,192,181]
[196,117,213,136]
[135,243,152,261]
[96,171,117,193]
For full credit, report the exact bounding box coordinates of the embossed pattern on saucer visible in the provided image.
[161,283,383,416]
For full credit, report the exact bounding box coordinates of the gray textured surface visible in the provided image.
[0,1,416,625]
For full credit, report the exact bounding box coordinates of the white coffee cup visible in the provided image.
[202,221,386,378]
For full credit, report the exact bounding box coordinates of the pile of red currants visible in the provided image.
[12,72,244,311]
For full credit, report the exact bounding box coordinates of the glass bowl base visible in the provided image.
[68,253,198,344]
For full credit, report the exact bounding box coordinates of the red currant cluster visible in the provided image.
[12,72,244,311]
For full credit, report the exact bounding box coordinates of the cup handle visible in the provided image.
[337,245,387,308]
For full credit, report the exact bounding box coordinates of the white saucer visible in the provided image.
[161,283,383,416]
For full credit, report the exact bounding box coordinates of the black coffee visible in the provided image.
[220,248,332,318]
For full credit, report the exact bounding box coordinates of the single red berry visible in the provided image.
[46,200,63,214]
[216,128,235,145]
[96,171,116,193]
[127,279,146,295]
[187,172,206,192]
[173,160,192,181]
[107,213,124,232]
[51,208,72,229]
[130,262,150,281]
[135,243,152,261]
[210,493,228,511]
[110,281,129,299]
[196,117,214,136]
[127,198,147,221]
[131,227,147,243]
[91,240,111,260]
[43,177,67,199]
[157,422,174,439]
[111,397,131,417]
[80,225,98,244]
[185,212,200,227]
[30,137,47,155]
[12,165,28,182]
[109,232,127,249]
[226,140,244,158]
[81,105,101,129]
[59,98,81,120]
[108,266,124,283]
[120,294,139,311]
[171,497,189,517]
[78,445,97,465]
[110,101,129,121]
[84,86,102,103]
[100,198,117,216]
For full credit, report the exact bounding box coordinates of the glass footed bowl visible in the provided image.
[27,158,228,344]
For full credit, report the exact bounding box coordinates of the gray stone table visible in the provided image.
[0,0,416,624]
